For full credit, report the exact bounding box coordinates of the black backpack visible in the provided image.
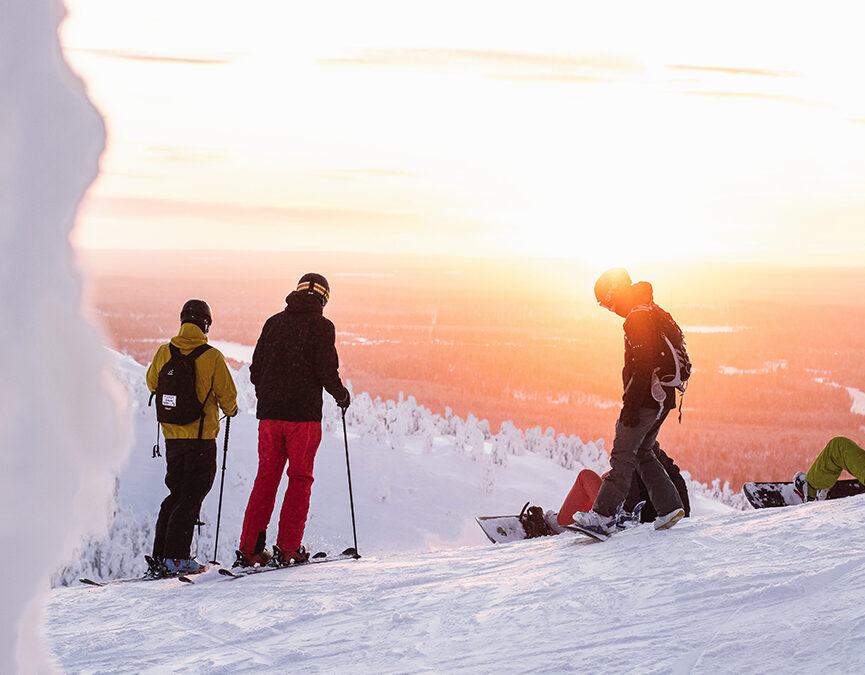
[153,344,212,433]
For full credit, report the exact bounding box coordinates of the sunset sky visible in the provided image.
[60,1,865,267]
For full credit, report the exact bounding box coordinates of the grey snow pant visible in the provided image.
[593,407,683,519]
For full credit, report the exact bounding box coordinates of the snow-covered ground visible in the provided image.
[45,473,865,673]
[42,350,865,673]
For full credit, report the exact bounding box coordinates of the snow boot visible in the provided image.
[544,510,567,534]
[615,500,646,530]
[793,471,829,503]
[163,558,204,574]
[573,509,617,537]
[654,508,685,531]
[233,549,273,568]
[271,544,310,567]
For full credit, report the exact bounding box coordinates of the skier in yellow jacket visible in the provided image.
[794,436,865,502]
[146,299,238,574]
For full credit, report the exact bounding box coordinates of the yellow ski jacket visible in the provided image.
[146,323,238,440]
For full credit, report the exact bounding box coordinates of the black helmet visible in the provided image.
[296,273,330,307]
[594,268,631,309]
[180,299,212,334]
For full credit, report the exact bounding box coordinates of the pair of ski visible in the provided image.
[218,547,359,579]
[79,556,203,587]
[79,549,359,587]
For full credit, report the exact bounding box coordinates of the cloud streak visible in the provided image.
[668,64,798,78]
[68,48,235,65]
[79,195,473,235]
[320,48,644,82]
[677,90,819,106]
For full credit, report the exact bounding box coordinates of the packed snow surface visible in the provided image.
[46,495,865,673]
[42,351,865,672]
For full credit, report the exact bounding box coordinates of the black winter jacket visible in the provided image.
[250,292,349,422]
[621,282,677,413]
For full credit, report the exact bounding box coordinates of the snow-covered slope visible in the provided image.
[46,493,865,673]
[54,350,741,587]
[40,349,865,672]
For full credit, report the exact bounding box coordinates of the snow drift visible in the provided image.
[0,0,126,672]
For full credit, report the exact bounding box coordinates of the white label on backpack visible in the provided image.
[161,394,177,408]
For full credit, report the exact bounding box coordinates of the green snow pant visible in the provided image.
[805,436,865,496]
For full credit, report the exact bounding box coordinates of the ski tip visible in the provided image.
[79,578,103,587]
[218,568,240,578]
[312,551,328,559]
[341,547,361,559]
[177,575,194,584]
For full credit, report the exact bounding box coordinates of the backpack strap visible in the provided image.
[188,344,212,360]
[189,344,213,439]
[174,343,213,439]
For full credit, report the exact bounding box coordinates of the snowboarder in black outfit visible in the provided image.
[573,269,686,537]
[146,300,238,574]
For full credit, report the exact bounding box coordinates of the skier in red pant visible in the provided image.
[235,273,351,567]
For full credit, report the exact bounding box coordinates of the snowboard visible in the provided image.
[475,515,534,544]
[742,478,865,508]
[476,501,608,544]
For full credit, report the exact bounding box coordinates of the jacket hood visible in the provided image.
[631,281,654,306]
[285,290,325,314]
[616,281,654,317]
[171,322,209,351]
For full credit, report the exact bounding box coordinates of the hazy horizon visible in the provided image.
[79,249,865,491]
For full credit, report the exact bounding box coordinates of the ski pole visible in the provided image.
[341,409,361,559]
[210,415,230,564]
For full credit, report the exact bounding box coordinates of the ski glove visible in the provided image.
[620,406,641,428]
[337,390,351,410]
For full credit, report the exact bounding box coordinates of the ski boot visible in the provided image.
[144,555,168,579]
[271,544,310,567]
[232,549,273,568]
[163,558,205,574]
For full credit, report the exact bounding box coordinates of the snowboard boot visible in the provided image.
[544,510,567,534]
[233,549,273,568]
[793,472,829,503]
[573,509,617,537]
[271,544,310,567]
[163,558,205,574]
[519,504,555,538]
[654,508,685,531]
[615,500,646,530]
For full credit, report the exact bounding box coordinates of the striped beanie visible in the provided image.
[296,272,330,307]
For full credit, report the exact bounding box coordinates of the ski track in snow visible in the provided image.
[46,495,865,673]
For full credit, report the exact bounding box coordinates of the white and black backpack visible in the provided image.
[650,305,692,421]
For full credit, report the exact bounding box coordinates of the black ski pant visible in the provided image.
[593,408,683,519]
[152,438,217,560]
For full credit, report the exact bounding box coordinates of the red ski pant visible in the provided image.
[239,420,322,554]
